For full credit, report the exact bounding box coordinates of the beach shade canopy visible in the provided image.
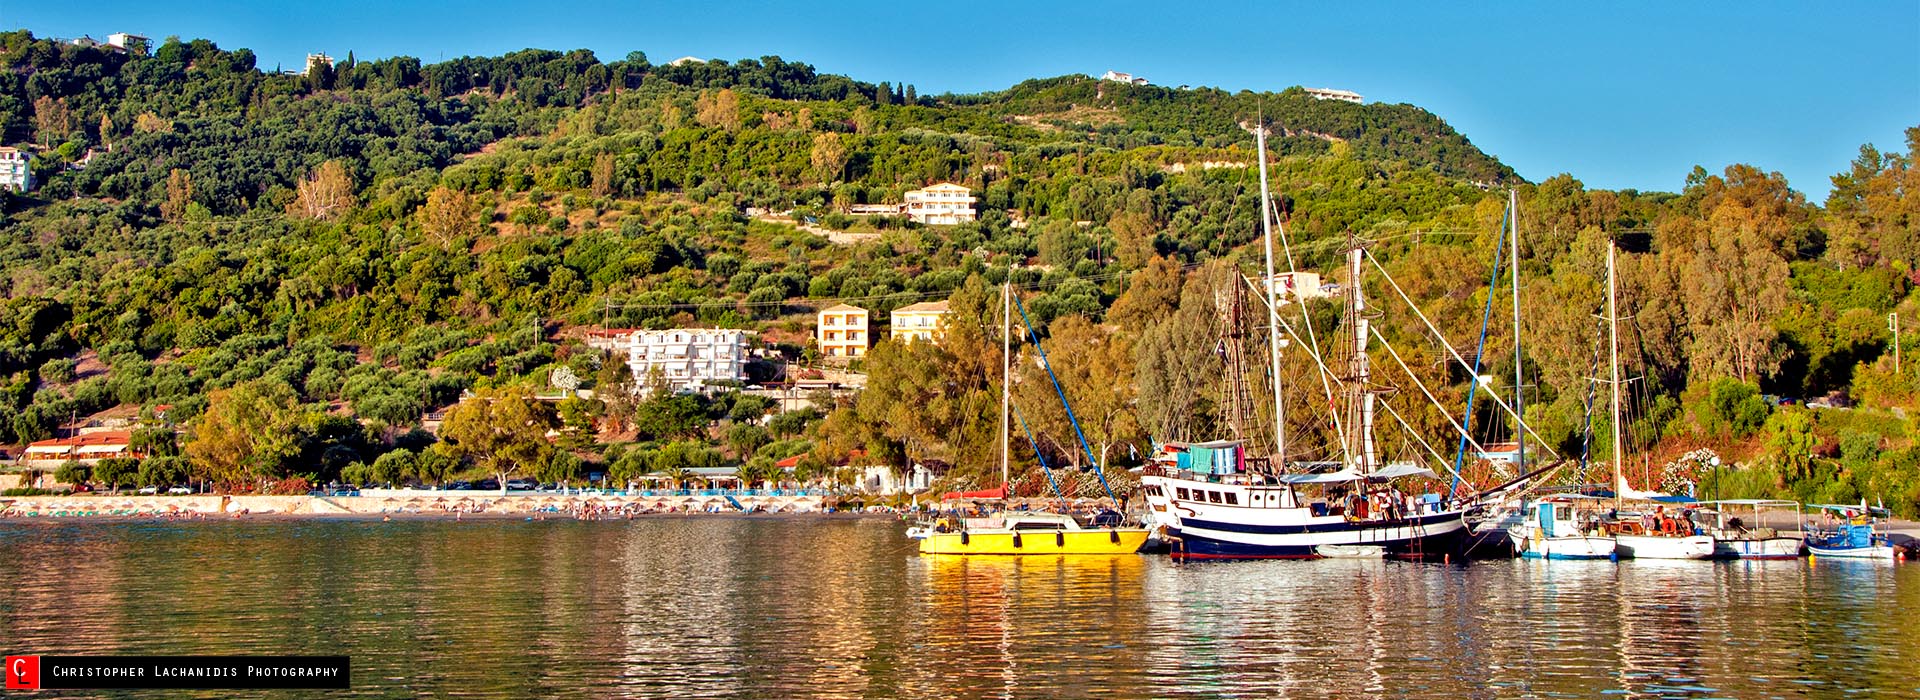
[942,485,1007,500]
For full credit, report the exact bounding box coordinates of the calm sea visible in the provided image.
[1,517,1915,698]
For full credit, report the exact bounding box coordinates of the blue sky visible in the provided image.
[7,2,1915,196]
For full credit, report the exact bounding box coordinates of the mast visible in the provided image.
[1001,281,1011,489]
[1607,240,1626,510]
[1256,125,1287,466]
[1509,189,1524,475]
[1346,237,1377,471]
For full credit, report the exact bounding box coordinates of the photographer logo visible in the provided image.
[5,655,39,690]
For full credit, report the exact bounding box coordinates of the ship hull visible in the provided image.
[918,529,1150,555]
[1167,512,1469,559]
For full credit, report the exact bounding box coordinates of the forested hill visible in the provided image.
[961,77,1515,184]
[0,32,1511,213]
[0,30,1914,514]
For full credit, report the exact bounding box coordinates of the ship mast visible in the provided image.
[1255,125,1287,467]
[1607,240,1626,511]
[1345,235,1378,472]
[1001,281,1011,489]
[1509,189,1524,475]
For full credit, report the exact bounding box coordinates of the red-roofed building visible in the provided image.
[21,431,143,466]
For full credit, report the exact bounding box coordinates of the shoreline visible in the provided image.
[0,509,904,525]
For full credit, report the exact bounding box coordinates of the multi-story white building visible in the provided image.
[890,300,950,343]
[306,53,333,77]
[1100,70,1150,86]
[816,303,871,359]
[903,183,975,225]
[0,147,33,193]
[106,32,149,54]
[587,328,753,394]
[1304,87,1363,104]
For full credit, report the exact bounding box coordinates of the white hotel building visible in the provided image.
[903,183,976,225]
[587,328,753,394]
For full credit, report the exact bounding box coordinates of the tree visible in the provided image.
[810,132,846,185]
[32,95,71,146]
[185,379,309,489]
[370,449,417,485]
[590,153,616,197]
[419,186,478,244]
[437,387,558,494]
[161,169,193,224]
[694,88,741,131]
[54,460,90,489]
[93,458,137,491]
[290,160,355,220]
[727,422,770,457]
[1763,408,1817,482]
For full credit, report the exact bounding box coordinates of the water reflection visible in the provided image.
[0,519,1914,698]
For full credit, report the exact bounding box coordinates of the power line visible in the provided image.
[597,260,1207,313]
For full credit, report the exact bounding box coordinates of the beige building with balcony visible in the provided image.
[903,183,976,225]
[889,300,950,343]
[816,303,871,359]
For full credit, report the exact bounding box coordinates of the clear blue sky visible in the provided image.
[7,2,1915,196]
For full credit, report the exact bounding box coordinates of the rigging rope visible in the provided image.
[1451,205,1509,499]
[1010,402,1064,497]
[1010,294,1117,502]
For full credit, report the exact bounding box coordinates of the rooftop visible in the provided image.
[893,300,950,314]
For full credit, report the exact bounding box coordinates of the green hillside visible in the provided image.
[0,31,1914,512]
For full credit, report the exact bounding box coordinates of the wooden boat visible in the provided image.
[1698,499,1805,559]
[1803,503,1898,560]
[917,512,1150,555]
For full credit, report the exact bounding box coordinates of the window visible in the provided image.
[1175,488,1189,500]
[1207,491,1221,504]
[1225,492,1239,506]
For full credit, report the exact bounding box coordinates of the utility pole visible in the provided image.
[1893,313,1903,376]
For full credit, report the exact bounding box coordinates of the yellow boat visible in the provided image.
[917,512,1150,555]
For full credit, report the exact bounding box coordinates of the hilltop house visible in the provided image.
[1304,87,1363,104]
[1101,70,1150,86]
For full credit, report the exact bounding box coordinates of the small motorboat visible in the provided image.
[1315,544,1386,558]
[1804,503,1899,560]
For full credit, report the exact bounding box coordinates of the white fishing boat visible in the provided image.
[1508,495,1617,560]
[1698,499,1805,559]
[1613,531,1716,560]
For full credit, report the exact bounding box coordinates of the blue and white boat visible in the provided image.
[1142,457,1469,559]
[1803,503,1898,560]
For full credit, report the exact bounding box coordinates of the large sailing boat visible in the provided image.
[1138,126,1469,559]
[914,283,1151,556]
